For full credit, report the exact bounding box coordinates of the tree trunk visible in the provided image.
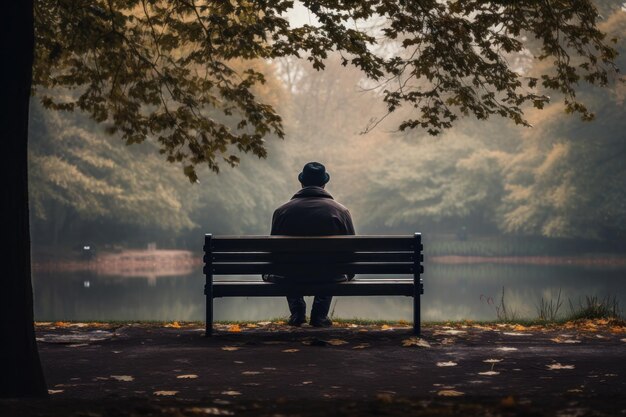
[0,0,48,398]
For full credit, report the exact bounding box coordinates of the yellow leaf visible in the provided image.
[228,324,242,332]
[176,374,198,379]
[513,325,528,331]
[438,390,464,397]
[48,389,64,394]
[282,349,299,353]
[221,346,240,351]
[381,324,393,330]
[164,321,181,328]
[154,390,178,396]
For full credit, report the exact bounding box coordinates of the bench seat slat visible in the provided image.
[211,235,415,252]
[208,262,415,275]
[211,279,415,297]
[209,251,414,263]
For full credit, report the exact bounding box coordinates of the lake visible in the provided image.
[32,260,626,322]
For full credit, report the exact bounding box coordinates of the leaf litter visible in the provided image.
[547,363,575,370]
[401,337,431,348]
[154,390,178,396]
[110,375,134,382]
[437,390,464,397]
[436,361,458,367]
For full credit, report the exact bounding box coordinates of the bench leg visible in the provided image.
[413,291,421,336]
[206,293,213,337]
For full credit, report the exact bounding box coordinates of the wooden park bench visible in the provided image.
[203,234,424,336]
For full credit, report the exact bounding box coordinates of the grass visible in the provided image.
[567,295,622,321]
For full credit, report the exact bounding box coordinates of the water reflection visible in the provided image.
[33,262,626,322]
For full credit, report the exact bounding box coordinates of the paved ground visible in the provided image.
[2,321,626,416]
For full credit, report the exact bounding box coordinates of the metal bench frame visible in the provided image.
[203,233,424,336]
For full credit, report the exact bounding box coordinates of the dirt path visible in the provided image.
[4,321,621,416]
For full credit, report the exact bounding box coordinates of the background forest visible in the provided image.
[28,3,626,257]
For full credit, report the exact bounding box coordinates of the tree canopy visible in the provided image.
[33,0,621,181]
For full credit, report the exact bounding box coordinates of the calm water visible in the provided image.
[33,262,626,322]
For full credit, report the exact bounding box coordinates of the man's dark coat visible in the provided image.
[267,186,355,282]
[271,186,355,236]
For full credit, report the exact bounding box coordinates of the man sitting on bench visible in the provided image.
[263,162,356,327]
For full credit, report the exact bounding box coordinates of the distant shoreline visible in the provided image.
[431,255,626,267]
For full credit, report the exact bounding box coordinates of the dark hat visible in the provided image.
[298,162,330,186]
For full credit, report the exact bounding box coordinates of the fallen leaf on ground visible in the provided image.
[381,324,394,331]
[483,359,502,363]
[176,374,198,379]
[376,392,394,402]
[436,361,458,367]
[154,390,178,396]
[438,390,464,397]
[327,339,348,346]
[221,390,241,396]
[547,363,575,370]
[551,337,581,344]
[503,332,531,336]
[47,390,63,394]
[257,321,271,326]
[282,349,300,353]
[352,344,370,349]
[478,371,500,376]
[110,375,134,382]
[496,347,518,351]
[164,321,181,328]
[513,325,529,331]
[438,329,467,335]
[227,324,242,332]
[440,338,456,345]
[501,396,516,407]
[221,346,240,351]
[185,407,234,416]
[245,323,258,328]
[402,337,431,348]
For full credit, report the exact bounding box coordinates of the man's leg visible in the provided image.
[310,295,333,327]
[286,296,306,326]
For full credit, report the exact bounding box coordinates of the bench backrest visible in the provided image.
[203,234,423,276]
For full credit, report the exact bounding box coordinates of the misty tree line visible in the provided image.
[28,5,626,249]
